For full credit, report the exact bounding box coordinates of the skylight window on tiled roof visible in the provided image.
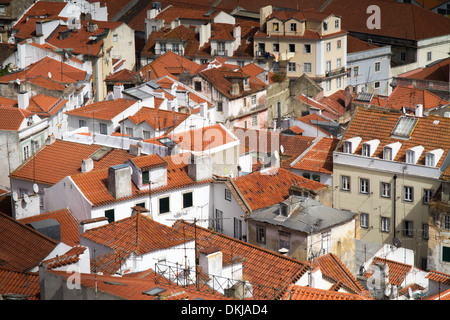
[391,116,418,139]
[355,92,373,103]
[142,287,167,296]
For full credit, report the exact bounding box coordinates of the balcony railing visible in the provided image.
[213,49,228,57]
[325,67,347,77]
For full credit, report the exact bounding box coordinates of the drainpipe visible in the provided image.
[393,175,397,237]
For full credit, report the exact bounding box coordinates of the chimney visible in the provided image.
[230,83,240,96]
[129,144,141,156]
[46,134,56,145]
[87,22,98,33]
[415,104,423,117]
[233,25,241,53]
[113,83,124,99]
[199,23,211,48]
[81,158,94,173]
[199,247,223,277]
[18,91,29,109]
[148,70,152,81]
[344,85,353,111]
[107,164,132,199]
[188,154,212,182]
[199,102,207,118]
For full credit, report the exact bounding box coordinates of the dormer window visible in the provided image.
[362,139,379,157]
[323,21,328,31]
[425,153,435,167]
[343,137,362,154]
[362,144,371,157]
[406,150,415,164]
[343,141,352,153]
[425,149,444,167]
[272,22,279,32]
[383,142,401,161]
[383,147,392,160]
[142,170,150,184]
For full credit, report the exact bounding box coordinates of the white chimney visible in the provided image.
[232,25,241,52]
[107,164,132,199]
[81,158,94,173]
[415,104,423,117]
[113,83,124,99]
[199,247,223,277]
[199,23,211,48]
[199,102,207,118]
[188,154,212,182]
[18,91,29,109]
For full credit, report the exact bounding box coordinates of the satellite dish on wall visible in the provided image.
[23,194,29,203]
[12,192,18,202]
[33,183,39,193]
[393,237,402,248]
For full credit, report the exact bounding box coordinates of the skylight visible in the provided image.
[142,287,167,296]
[391,116,418,139]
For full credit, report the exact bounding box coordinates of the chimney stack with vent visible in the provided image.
[199,247,223,278]
[108,164,132,199]
[188,154,212,182]
[230,83,240,97]
[81,158,94,173]
[415,104,423,117]
[18,91,29,109]
[113,83,123,100]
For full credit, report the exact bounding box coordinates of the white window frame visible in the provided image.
[403,186,414,202]
[381,217,390,233]
[444,215,450,230]
[288,62,296,72]
[423,189,432,204]
[360,213,369,229]
[362,144,371,157]
[341,175,350,191]
[383,147,393,160]
[215,209,223,232]
[374,61,381,72]
[360,178,370,194]
[304,44,311,54]
[325,79,331,91]
[303,62,312,73]
[381,182,391,198]
[326,42,331,51]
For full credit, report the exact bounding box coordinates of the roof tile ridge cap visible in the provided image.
[227,178,252,215]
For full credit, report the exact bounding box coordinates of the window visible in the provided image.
[194,81,202,91]
[374,82,380,89]
[403,220,413,237]
[288,44,295,52]
[326,60,331,72]
[159,197,170,214]
[290,23,297,32]
[225,189,232,201]
[381,182,391,198]
[352,66,359,77]
[172,43,179,54]
[406,150,415,164]
[336,77,341,88]
[256,226,266,244]
[217,101,223,112]
[272,22,279,31]
[335,19,339,29]
[304,44,311,54]
[143,130,151,140]
[312,174,320,182]
[303,63,312,73]
[400,52,406,61]
[288,62,296,72]
[326,42,331,52]
[99,123,107,135]
[105,209,115,223]
[427,51,432,61]
[142,170,149,184]
[337,40,341,49]
[403,186,414,202]
[375,61,381,72]
[215,209,223,232]
[23,146,30,161]
[217,42,226,55]
[381,217,390,233]
[323,21,328,31]
[444,215,450,230]
[0,5,5,14]
[125,127,133,136]
[341,175,350,191]
[425,153,435,167]
[136,202,146,208]
[326,80,331,91]
[272,62,280,72]
[360,178,370,194]
[251,95,256,105]
[343,141,352,153]
[252,115,258,127]
[360,213,369,229]
[273,43,279,52]
[279,231,290,251]
[391,116,418,138]
[336,58,341,68]
[321,231,331,254]
[423,189,432,204]
[443,246,450,263]
[182,192,193,208]
[234,218,242,240]
[303,172,311,179]
[79,119,87,128]
[160,43,166,53]
[383,147,392,160]
[112,33,118,42]
[423,223,429,239]
[362,144,371,157]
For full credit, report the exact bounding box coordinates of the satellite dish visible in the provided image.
[48,72,52,79]
[33,183,39,193]
[280,145,284,154]
[393,237,402,248]
[23,194,29,203]
[12,192,18,202]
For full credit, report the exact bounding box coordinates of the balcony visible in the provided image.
[325,67,347,78]
[213,49,228,57]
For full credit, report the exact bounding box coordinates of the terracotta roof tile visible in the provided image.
[10,139,137,186]
[0,212,57,272]
[126,106,189,132]
[104,69,141,83]
[232,167,327,211]
[364,257,412,287]
[291,137,339,174]
[426,269,450,285]
[384,86,449,111]
[0,267,40,300]
[338,107,450,167]
[129,154,167,170]
[347,35,379,54]
[0,105,34,131]
[41,245,87,269]
[283,284,370,300]
[18,208,80,246]
[399,58,449,82]
[27,94,68,116]
[65,98,136,120]
[173,220,309,300]
[140,51,201,81]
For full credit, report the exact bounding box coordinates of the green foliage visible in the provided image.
[0,63,12,76]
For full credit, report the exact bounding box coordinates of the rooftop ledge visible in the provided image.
[333,151,442,180]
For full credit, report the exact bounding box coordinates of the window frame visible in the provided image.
[225,189,232,201]
[158,196,170,215]
[182,191,193,209]
[403,186,414,202]
[374,61,381,72]
[303,62,312,73]
[341,175,350,191]
[360,178,370,194]
[380,182,391,198]
[360,213,369,229]
[403,220,414,237]
[105,209,115,223]
[304,44,311,54]
[256,226,266,244]
[381,217,390,233]
[215,209,223,232]
[423,189,432,205]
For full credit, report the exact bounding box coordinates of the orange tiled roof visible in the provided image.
[10,139,137,186]
[65,98,136,120]
[27,94,68,117]
[283,284,370,300]
[384,86,449,111]
[47,268,233,300]
[291,137,339,174]
[128,153,167,170]
[338,107,450,167]
[312,253,369,296]
[140,51,201,81]
[399,58,449,82]
[296,113,341,136]
[71,153,212,207]
[232,167,327,211]
[364,257,412,287]
[126,106,190,132]
[426,269,450,285]
[0,267,40,300]
[18,208,80,247]
[173,220,309,300]
[0,105,34,131]
[41,245,87,269]
[319,89,348,118]
[0,212,57,272]
[425,287,450,300]
[104,69,141,84]
[347,35,379,54]
[83,213,193,274]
